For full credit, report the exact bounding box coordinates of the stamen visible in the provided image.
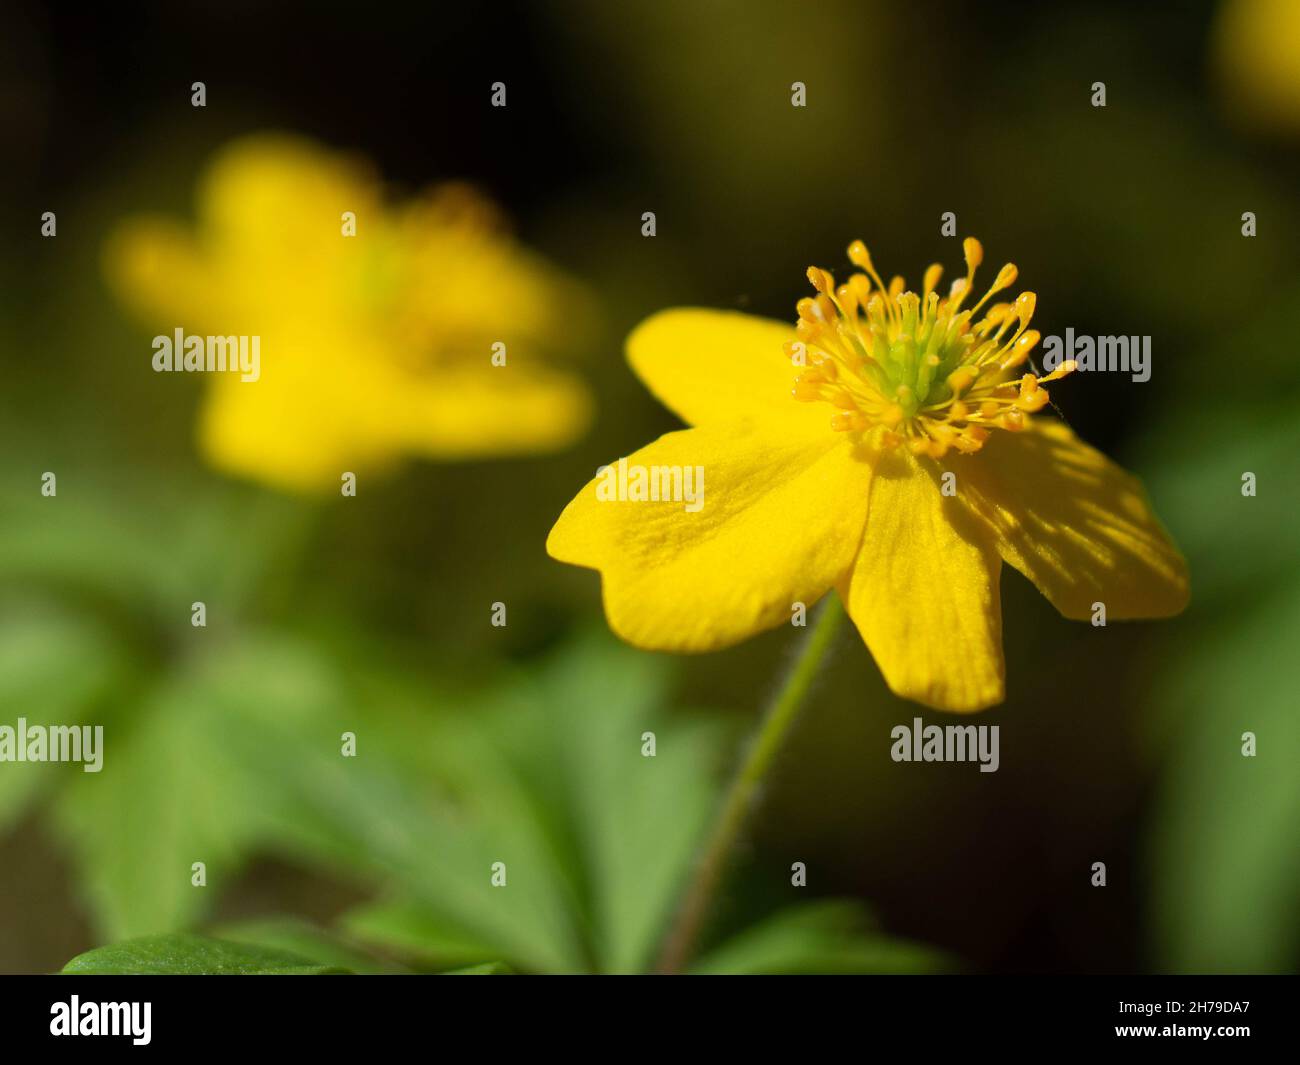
[788,237,1066,456]
[970,263,1018,316]
[922,263,943,298]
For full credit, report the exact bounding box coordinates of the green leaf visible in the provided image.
[535,633,727,973]
[0,475,312,624]
[316,634,951,975]
[54,684,250,938]
[253,630,734,974]
[1142,403,1300,602]
[211,918,399,974]
[340,897,503,970]
[239,721,590,974]
[318,632,730,973]
[1149,583,1300,972]
[444,961,512,975]
[690,901,952,975]
[185,642,591,973]
[0,600,124,830]
[53,632,350,939]
[1142,398,1300,972]
[62,933,347,975]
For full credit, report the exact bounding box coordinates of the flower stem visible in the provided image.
[655,595,846,974]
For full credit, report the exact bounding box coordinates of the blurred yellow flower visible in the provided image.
[1213,0,1300,134]
[105,133,591,492]
[548,239,1189,712]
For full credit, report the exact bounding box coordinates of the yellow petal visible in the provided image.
[627,309,823,430]
[103,218,224,330]
[1214,0,1300,134]
[397,363,592,460]
[199,133,380,293]
[197,337,591,492]
[840,448,1005,712]
[196,338,382,492]
[949,420,1189,620]
[394,185,594,353]
[548,422,873,651]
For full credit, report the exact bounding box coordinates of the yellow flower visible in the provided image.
[105,133,591,492]
[1213,0,1300,135]
[548,238,1189,712]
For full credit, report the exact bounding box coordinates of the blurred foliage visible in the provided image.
[297,636,946,974]
[219,627,943,974]
[2,462,941,973]
[1141,326,1300,972]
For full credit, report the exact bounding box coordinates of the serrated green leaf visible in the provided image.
[537,633,727,973]
[264,631,732,974]
[62,933,347,974]
[238,724,589,974]
[54,688,253,938]
[53,632,349,939]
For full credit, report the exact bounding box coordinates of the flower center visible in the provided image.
[786,237,1075,458]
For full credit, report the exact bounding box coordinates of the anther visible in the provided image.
[807,266,835,294]
[1014,291,1036,325]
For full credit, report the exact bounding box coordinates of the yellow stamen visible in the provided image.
[788,237,1067,456]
